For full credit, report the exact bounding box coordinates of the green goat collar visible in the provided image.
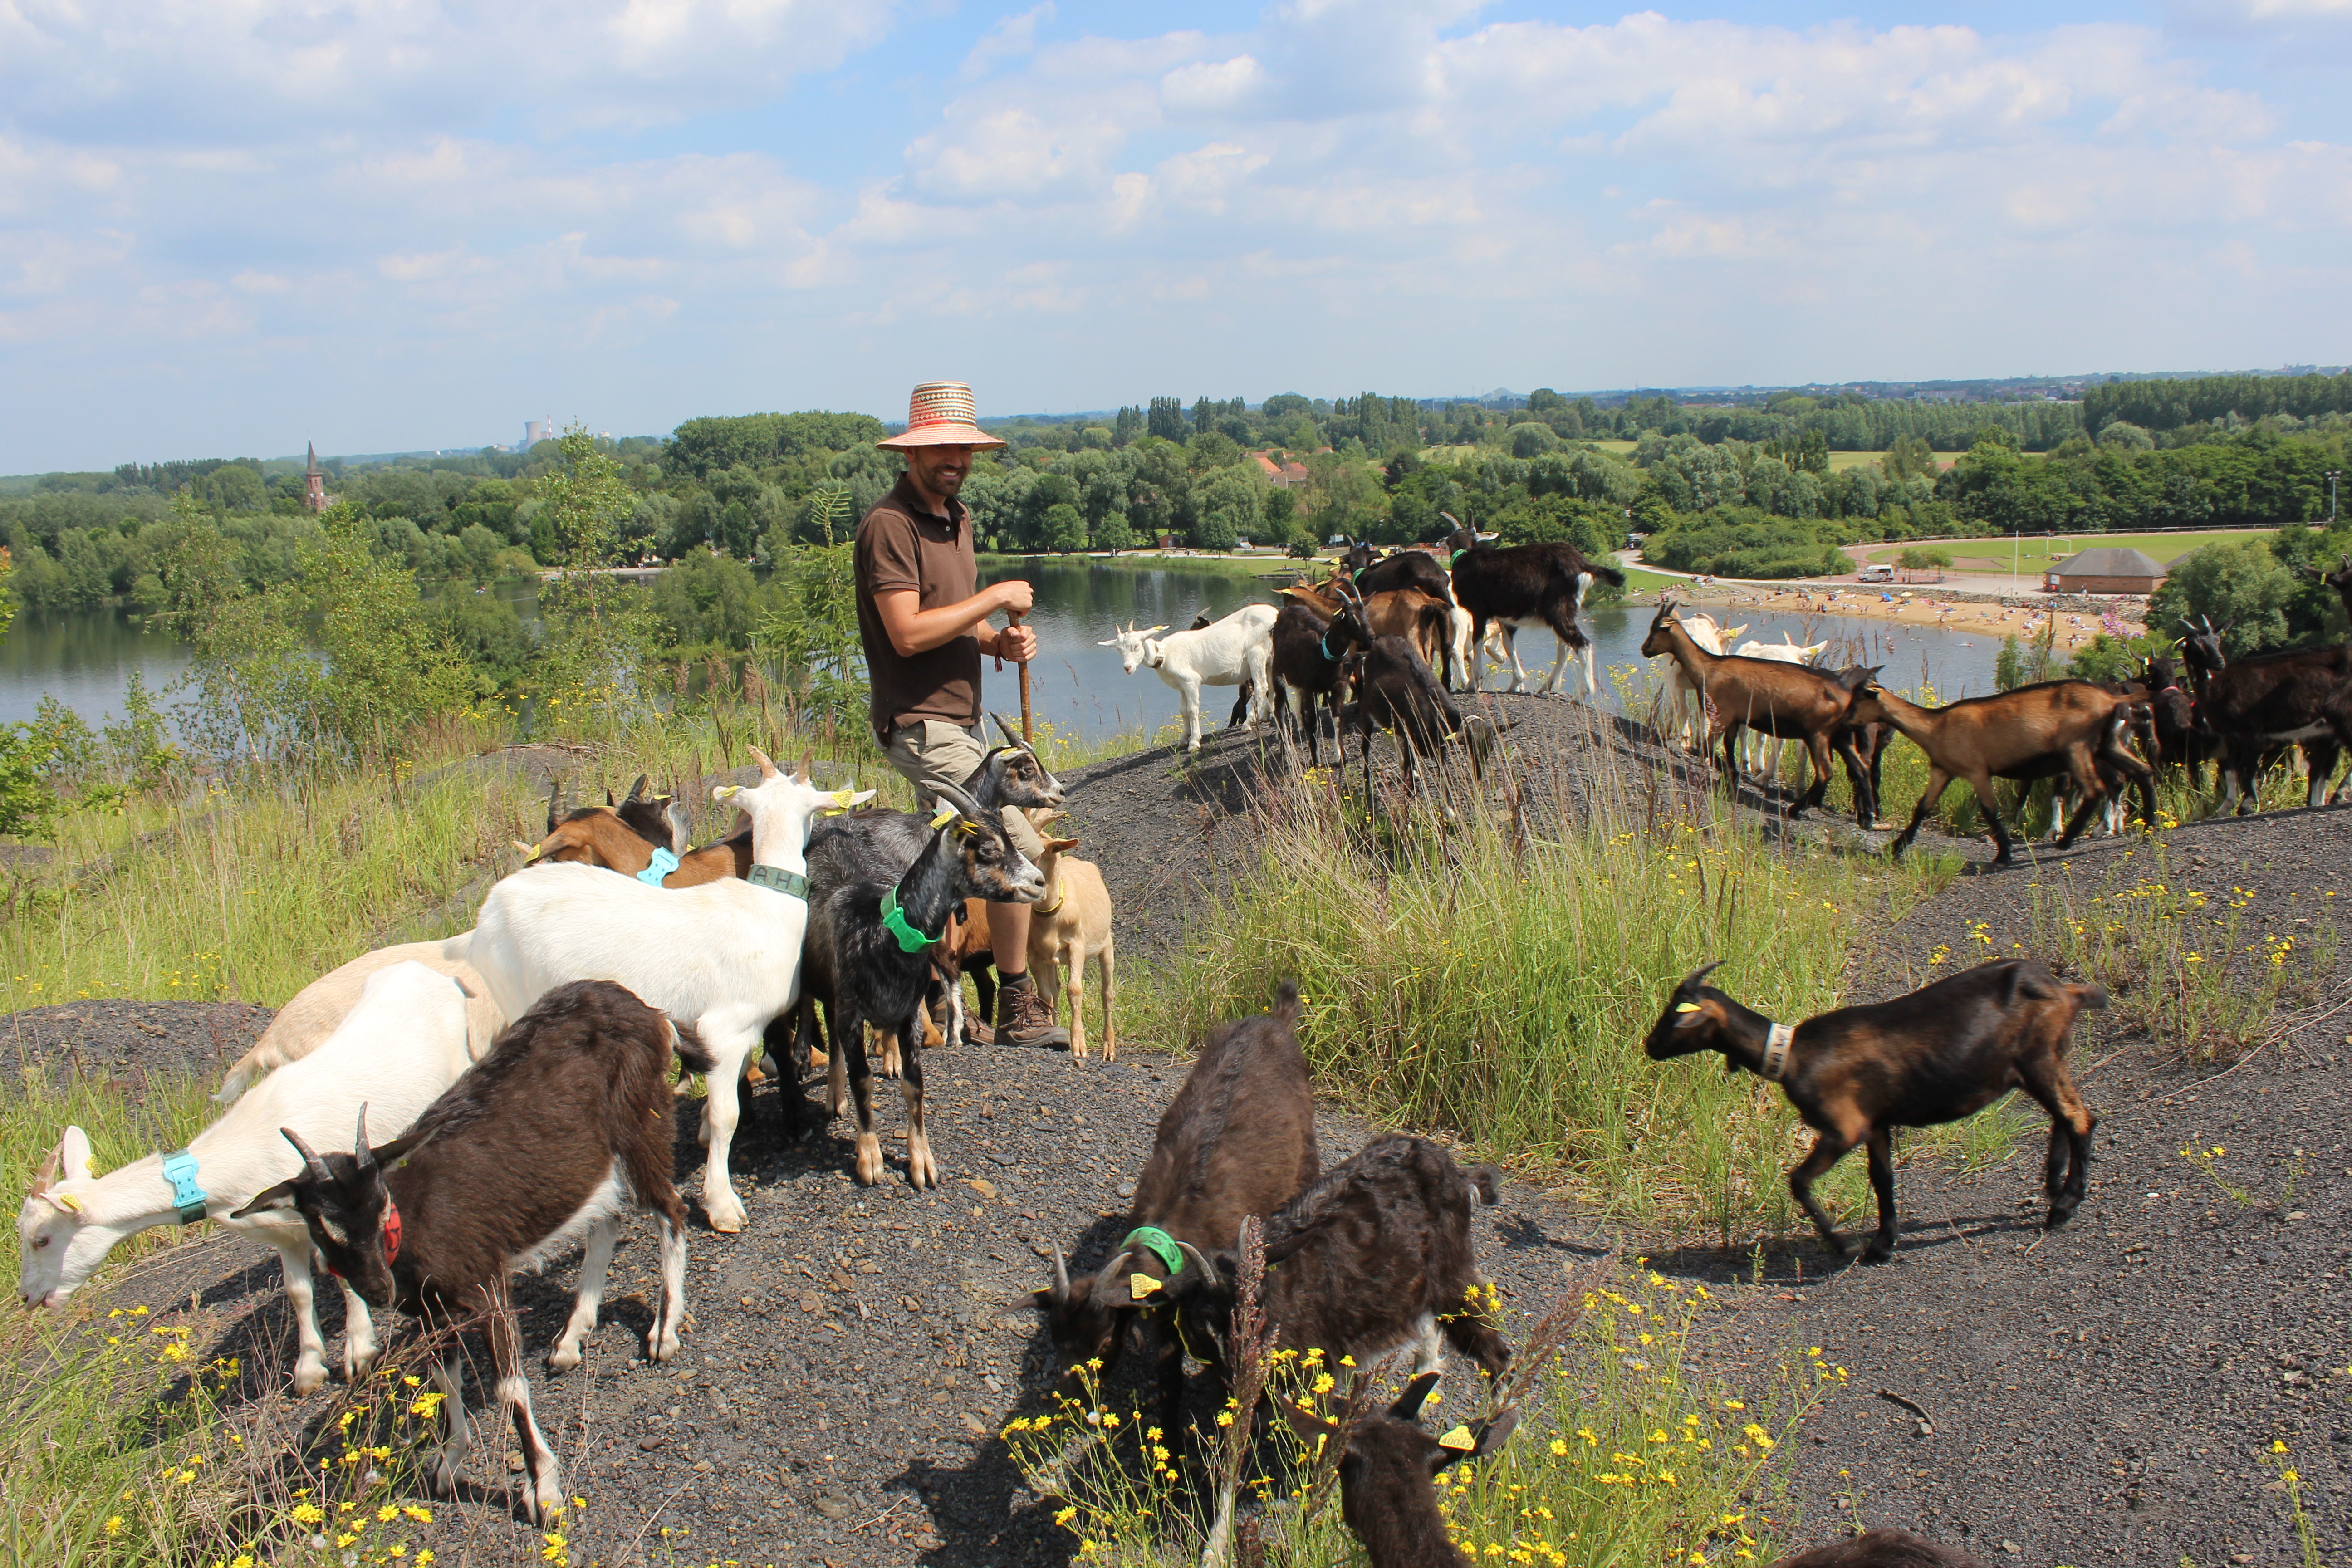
[880,884,937,952]
[745,864,809,901]
[1121,1225,1186,1279]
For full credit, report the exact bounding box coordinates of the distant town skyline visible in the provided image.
[3,0,2347,473]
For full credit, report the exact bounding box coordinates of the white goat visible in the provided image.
[213,933,503,1103]
[468,749,869,1233]
[1100,606,1277,751]
[17,961,472,1393]
[1660,615,1744,752]
[1732,636,1831,781]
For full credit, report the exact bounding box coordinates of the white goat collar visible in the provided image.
[1759,1021,1796,1082]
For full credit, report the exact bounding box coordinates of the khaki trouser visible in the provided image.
[882,719,1047,860]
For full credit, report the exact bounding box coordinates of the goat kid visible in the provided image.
[1442,522,1625,698]
[470,747,870,1231]
[1026,824,1117,1061]
[213,932,502,1103]
[811,779,1045,1188]
[1033,980,1318,1423]
[1323,1372,1521,1568]
[1641,603,1879,825]
[22,961,472,1392]
[1100,608,1278,751]
[1646,958,2103,1262]
[235,980,710,1526]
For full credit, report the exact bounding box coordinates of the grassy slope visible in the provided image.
[1859,526,2276,574]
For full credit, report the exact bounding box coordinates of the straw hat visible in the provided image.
[877,382,1007,450]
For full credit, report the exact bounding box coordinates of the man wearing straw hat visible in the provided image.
[854,380,1069,1051]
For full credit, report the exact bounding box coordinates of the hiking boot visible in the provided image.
[995,976,1071,1050]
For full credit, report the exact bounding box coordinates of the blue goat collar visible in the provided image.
[635,847,681,886]
[159,1148,207,1225]
[746,863,809,901]
[880,885,936,952]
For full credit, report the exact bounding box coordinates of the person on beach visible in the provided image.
[853,381,1070,1051]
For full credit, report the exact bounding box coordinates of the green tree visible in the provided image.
[1039,502,1088,554]
[533,424,661,727]
[2147,539,2304,655]
[1896,547,1951,573]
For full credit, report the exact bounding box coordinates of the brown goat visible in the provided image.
[1844,678,2156,862]
[1291,574,1454,686]
[1641,602,1880,823]
[233,980,710,1525]
[1033,980,1318,1422]
[1764,1529,1992,1567]
[1325,1372,1520,1568]
[1646,958,2104,1262]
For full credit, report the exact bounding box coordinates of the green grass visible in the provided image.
[1617,567,1686,596]
[1859,527,2277,575]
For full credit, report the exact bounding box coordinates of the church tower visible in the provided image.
[304,443,327,513]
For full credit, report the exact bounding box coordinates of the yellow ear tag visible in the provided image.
[54,1193,83,1214]
[1129,1273,1162,1302]
[1675,1002,1703,1013]
[830,789,858,808]
[928,802,958,830]
[1438,1425,1475,1451]
[714,784,740,800]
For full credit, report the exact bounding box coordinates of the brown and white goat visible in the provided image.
[1170,1132,1512,1385]
[1843,677,2157,862]
[1292,573,1455,689]
[1641,602,1880,824]
[234,980,712,1525]
[1033,980,1318,1421]
[1646,958,2104,1263]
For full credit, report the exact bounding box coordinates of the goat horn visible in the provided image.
[1049,1243,1070,1303]
[1679,959,1726,994]
[282,1127,333,1185]
[744,745,779,780]
[624,774,647,805]
[544,781,562,834]
[932,779,983,821]
[32,1139,63,1196]
[1173,1239,1217,1281]
[353,1105,377,1174]
[990,713,1032,754]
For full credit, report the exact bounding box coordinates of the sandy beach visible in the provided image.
[1632,578,2148,649]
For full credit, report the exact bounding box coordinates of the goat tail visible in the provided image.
[1271,978,1301,1028]
[1467,1164,1503,1207]
[667,1016,719,1077]
[1589,560,1627,589]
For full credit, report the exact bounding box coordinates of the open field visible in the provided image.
[1860,527,2278,576]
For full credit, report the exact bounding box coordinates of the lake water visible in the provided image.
[0,564,2004,743]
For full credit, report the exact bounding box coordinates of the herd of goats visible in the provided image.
[12,529,2351,1568]
[1111,528,2352,858]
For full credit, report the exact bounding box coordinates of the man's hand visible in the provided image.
[993,622,1038,663]
[992,579,1036,618]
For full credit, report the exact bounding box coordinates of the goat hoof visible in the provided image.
[701,1191,747,1233]
[854,1138,886,1186]
[546,1344,582,1373]
[430,1462,461,1498]
[2045,1205,2078,1231]
[1859,1240,1895,1264]
[292,1361,328,1397]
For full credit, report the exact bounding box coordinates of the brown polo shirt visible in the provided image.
[855,474,982,744]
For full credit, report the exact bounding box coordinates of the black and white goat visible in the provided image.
[235,980,710,1526]
[1033,980,1319,1421]
[807,779,1046,1188]
[1441,522,1625,699]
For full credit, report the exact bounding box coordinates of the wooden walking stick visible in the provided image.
[1010,607,1034,743]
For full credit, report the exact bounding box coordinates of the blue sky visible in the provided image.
[3,0,2347,472]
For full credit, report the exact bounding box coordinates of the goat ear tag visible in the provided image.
[928,802,958,830]
[54,1193,83,1214]
[1674,1002,1703,1013]
[1438,1425,1475,1451]
[1129,1273,1162,1301]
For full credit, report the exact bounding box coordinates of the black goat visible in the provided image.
[2312,552,2352,626]
[1322,592,1501,799]
[233,980,710,1526]
[1341,537,1458,610]
[1765,1529,1993,1567]
[2178,617,2352,813]
[1033,980,1319,1420]
[1265,592,1349,766]
[1171,1132,1512,1384]
[795,715,1064,1092]
[808,779,1046,1188]
[1441,522,1625,699]
[1327,1372,1520,1568]
[1646,958,2103,1262]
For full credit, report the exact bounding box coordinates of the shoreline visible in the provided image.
[1623,577,2148,645]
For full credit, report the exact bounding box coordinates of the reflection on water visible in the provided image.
[0,566,2007,743]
